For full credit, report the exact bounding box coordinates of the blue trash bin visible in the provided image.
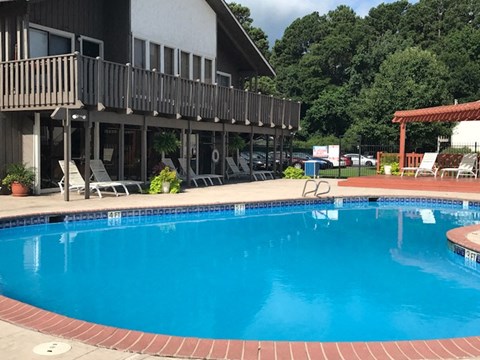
[304,160,322,178]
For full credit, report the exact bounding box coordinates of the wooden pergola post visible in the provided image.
[399,120,407,169]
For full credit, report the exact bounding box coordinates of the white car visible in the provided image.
[344,154,377,167]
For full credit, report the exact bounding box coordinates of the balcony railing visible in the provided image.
[0,53,301,130]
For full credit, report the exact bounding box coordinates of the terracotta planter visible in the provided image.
[11,182,30,197]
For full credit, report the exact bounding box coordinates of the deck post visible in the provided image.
[63,108,71,201]
[84,112,91,199]
[399,120,407,169]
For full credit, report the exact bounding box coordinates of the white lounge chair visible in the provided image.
[177,158,223,187]
[238,156,275,180]
[90,159,143,194]
[439,153,478,179]
[400,152,438,177]
[58,160,125,198]
[225,157,249,180]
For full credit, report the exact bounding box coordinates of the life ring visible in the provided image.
[211,149,220,163]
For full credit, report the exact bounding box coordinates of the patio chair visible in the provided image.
[225,157,249,180]
[90,159,143,194]
[400,152,438,178]
[177,158,223,187]
[58,160,125,198]
[238,156,275,180]
[439,153,478,179]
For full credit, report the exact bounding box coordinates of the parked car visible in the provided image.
[310,157,334,169]
[240,152,267,170]
[342,155,353,167]
[344,153,377,166]
[291,152,312,169]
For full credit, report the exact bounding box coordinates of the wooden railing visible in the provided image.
[0,53,301,130]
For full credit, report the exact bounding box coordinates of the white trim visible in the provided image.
[29,23,75,57]
[79,35,104,58]
[216,71,231,87]
[132,35,148,68]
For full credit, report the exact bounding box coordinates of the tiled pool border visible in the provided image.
[2,195,480,360]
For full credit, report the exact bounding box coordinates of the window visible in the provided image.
[133,38,146,69]
[204,59,213,84]
[164,46,175,75]
[150,43,161,70]
[180,51,190,79]
[216,72,231,87]
[29,25,73,58]
[80,36,104,58]
[193,55,201,81]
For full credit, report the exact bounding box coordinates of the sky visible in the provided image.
[233,0,406,44]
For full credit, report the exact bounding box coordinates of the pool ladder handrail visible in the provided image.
[302,179,330,197]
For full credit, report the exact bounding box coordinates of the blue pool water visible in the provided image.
[1,203,480,342]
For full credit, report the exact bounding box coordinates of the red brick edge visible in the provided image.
[2,294,480,359]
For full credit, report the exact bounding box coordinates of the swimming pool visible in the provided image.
[1,199,480,342]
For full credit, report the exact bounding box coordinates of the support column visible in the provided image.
[141,116,147,182]
[186,120,191,186]
[119,123,125,180]
[84,112,91,199]
[33,113,41,195]
[399,121,407,169]
[63,109,71,201]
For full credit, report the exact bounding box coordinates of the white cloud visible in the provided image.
[231,0,402,43]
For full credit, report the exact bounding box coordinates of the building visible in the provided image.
[0,0,300,194]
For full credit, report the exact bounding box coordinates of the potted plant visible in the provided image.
[2,163,36,196]
[149,165,182,194]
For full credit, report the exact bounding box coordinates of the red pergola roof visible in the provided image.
[392,100,480,123]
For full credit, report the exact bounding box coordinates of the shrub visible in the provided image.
[283,166,309,179]
[149,166,181,194]
[2,163,36,189]
[380,161,400,175]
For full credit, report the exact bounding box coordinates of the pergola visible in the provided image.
[392,100,480,168]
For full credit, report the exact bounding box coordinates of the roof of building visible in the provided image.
[205,0,275,77]
[392,100,480,123]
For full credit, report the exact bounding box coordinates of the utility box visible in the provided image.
[304,160,322,178]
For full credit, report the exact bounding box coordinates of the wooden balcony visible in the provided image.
[0,53,301,129]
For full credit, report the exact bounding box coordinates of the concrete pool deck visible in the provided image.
[2,178,480,360]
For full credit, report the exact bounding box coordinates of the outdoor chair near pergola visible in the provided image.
[392,100,480,169]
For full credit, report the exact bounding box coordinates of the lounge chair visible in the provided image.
[225,157,249,180]
[439,153,478,179]
[177,158,223,187]
[400,152,438,177]
[238,156,275,180]
[90,159,143,194]
[58,160,125,198]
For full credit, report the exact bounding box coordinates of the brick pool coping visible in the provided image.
[2,196,480,360]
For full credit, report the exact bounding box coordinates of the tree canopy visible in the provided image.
[229,0,480,150]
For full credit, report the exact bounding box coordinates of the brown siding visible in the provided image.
[103,0,130,64]
[28,0,130,63]
[29,0,104,41]
[0,112,24,180]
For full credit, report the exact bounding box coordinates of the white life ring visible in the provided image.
[211,149,220,163]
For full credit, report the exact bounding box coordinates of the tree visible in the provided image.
[348,47,452,149]
[228,2,270,58]
[302,86,353,137]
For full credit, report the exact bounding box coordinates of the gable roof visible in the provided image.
[392,100,480,123]
[205,0,275,77]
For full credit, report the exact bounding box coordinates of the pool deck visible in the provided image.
[2,178,480,360]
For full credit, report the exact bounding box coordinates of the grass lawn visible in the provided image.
[318,167,378,178]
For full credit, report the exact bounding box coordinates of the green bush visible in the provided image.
[2,163,36,189]
[149,166,182,194]
[283,166,309,179]
[380,161,400,175]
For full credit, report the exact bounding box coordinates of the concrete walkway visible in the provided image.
[1,178,480,359]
